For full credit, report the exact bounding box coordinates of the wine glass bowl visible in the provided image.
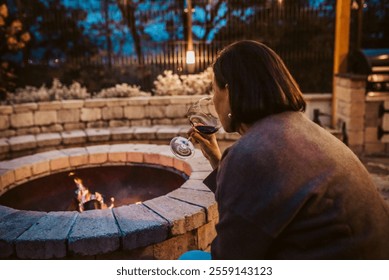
[187,96,221,134]
[170,96,221,159]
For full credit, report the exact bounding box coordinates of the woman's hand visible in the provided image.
[188,127,221,169]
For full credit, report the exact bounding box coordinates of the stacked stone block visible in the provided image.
[364,100,386,154]
[334,74,389,155]
[334,74,366,154]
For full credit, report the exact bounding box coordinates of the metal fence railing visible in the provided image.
[6,0,388,93]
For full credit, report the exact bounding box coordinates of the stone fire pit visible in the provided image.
[0,94,336,260]
[0,144,217,259]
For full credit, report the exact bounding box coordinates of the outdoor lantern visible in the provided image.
[186,50,195,64]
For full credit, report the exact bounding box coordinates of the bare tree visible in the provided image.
[193,0,227,42]
[116,0,144,64]
[102,0,113,68]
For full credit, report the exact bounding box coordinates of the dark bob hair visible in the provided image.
[213,40,306,126]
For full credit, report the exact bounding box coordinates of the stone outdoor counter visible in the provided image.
[0,144,217,259]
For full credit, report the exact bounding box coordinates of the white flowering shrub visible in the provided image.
[153,70,185,96]
[3,67,213,104]
[6,85,51,104]
[5,78,90,104]
[153,67,213,96]
[94,83,150,98]
[49,79,90,100]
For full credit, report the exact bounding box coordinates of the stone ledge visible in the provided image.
[143,195,206,236]
[8,135,37,152]
[167,188,217,222]
[0,205,18,220]
[0,125,238,160]
[0,210,47,258]
[68,209,120,256]
[114,204,169,251]
[15,211,78,259]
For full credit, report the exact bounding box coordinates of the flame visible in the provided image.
[70,172,115,212]
[74,177,87,191]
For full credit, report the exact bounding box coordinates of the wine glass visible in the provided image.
[170,96,221,159]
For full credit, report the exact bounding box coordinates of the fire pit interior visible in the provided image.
[0,164,187,212]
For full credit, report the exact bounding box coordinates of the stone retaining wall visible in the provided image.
[0,96,203,139]
[0,144,217,259]
[0,94,333,138]
[0,94,332,160]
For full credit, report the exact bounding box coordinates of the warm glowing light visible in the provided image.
[351,0,359,10]
[186,50,195,64]
[69,173,114,212]
[377,54,389,60]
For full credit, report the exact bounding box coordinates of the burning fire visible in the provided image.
[69,172,114,212]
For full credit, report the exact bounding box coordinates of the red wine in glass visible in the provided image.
[193,124,219,134]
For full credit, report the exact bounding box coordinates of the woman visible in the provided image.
[190,40,389,259]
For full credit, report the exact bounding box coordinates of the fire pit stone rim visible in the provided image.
[0,143,215,259]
